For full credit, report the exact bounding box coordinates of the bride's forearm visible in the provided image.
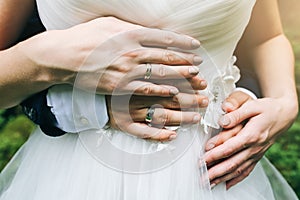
[250,35,298,118]
[251,35,297,99]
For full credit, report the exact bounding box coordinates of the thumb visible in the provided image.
[222,90,252,113]
[219,99,259,128]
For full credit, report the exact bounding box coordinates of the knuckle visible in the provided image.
[142,85,153,95]
[118,64,132,73]
[164,33,175,45]
[242,169,251,177]
[138,51,151,61]
[162,50,175,63]
[246,131,264,144]
[141,133,151,139]
[158,64,167,78]
[226,162,238,172]
[247,134,259,144]
[191,96,198,106]
[159,110,169,125]
[157,132,168,141]
[125,50,140,59]
[106,81,118,92]
[235,168,243,176]
[223,147,234,157]
[230,111,241,125]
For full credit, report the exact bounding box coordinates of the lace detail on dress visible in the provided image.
[201,56,240,132]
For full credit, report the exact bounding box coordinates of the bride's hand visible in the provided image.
[204,91,298,189]
[106,91,209,141]
[18,16,202,96]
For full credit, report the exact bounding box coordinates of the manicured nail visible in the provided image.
[169,134,177,140]
[200,80,207,88]
[193,56,203,65]
[201,99,209,106]
[211,183,216,189]
[219,116,230,126]
[206,143,215,151]
[192,39,201,48]
[189,66,200,75]
[170,88,179,95]
[193,114,201,123]
[223,102,234,111]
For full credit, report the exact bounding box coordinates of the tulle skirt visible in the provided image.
[0,126,298,200]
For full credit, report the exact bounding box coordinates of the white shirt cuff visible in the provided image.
[46,85,109,133]
[234,87,258,100]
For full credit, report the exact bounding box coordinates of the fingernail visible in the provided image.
[211,183,216,189]
[219,116,230,126]
[192,39,201,48]
[193,56,203,65]
[206,143,215,151]
[200,80,207,88]
[169,88,179,95]
[201,99,209,106]
[223,102,235,111]
[193,114,201,123]
[189,66,200,75]
[169,134,177,140]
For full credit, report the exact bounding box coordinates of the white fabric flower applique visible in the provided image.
[201,56,240,133]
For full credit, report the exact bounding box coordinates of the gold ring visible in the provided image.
[144,63,152,79]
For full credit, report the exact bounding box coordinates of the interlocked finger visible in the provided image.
[152,76,207,91]
[131,107,201,126]
[226,164,256,189]
[137,28,201,50]
[205,124,243,151]
[126,48,202,66]
[125,122,177,141]
[128,64,200,80]
[207,148,251,182]
[210,159,255,188]
[123,80,179,96]
[130,93,208,110]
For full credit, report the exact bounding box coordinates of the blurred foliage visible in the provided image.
[0,108,35,170]
[266,114,300,198]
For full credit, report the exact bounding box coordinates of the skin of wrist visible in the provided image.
[277,95,299,121]
[16,31,77,86]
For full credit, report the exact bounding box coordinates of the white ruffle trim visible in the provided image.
[201,56,240,132]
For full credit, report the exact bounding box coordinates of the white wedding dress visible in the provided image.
[0,0,298,199]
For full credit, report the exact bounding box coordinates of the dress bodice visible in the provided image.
[37,0,255,66]
[36,0,256,129]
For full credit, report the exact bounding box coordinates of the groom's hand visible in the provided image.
[106,90,209,141]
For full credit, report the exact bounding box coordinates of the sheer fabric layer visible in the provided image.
[1,128,297,200]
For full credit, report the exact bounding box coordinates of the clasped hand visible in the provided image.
[22,16,297,189]
[20,16,204,96]
[205,91,298,189]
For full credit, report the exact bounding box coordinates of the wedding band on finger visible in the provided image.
[145,107,155,126]
[144,63,152,79]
